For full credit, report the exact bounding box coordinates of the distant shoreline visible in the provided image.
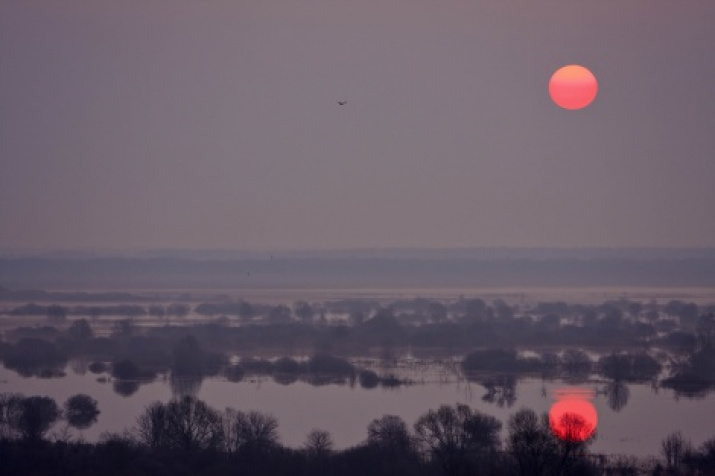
[2,254,715,290]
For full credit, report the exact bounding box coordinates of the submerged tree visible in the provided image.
[67,319,93,341]
[294,301,315,323]
[172,335,204,376]
[64,394,100,430]
[481,374,517,408]
[3,338,67,378]
[560,349,592,382]
[46,305,67,323]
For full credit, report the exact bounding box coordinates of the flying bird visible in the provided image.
[337,100,347,105]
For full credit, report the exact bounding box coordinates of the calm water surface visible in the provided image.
[1,364,713,458]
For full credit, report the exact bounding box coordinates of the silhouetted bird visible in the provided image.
[337,101,347,105]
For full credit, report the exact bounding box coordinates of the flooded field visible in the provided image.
[2,286,714,461]
[1,355,714,458]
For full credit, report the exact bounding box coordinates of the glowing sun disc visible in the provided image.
[549,64,598,110]
[549,393,598,442]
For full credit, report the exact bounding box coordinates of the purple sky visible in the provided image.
[1,1,714,250]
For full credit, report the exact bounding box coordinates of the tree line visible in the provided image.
[1,393,714,475]
[2,308,714,401]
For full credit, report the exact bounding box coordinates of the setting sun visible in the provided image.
[549,64,598,110]
[549,390,598,442]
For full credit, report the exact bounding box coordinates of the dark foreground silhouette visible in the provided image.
[1,394,714,476]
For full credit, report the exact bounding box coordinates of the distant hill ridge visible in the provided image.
[1,252,714,289]
[0,285,147,302]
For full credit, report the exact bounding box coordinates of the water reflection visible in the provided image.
[2,361,715,457]
[302,373,351,387]
[224,365,245,383]
[480,374,517,408]
[170,374,203,398]
[113,379,140,397]
[4,348,715,405]
[662,375,713,400]
[273,372,299,386]
[603,381,630,412]
[70,357,89,376]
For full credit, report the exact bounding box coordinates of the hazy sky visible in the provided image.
[2,1,714,251]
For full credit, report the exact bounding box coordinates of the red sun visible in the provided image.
[549,64,598,110]
[549,393,598,442]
